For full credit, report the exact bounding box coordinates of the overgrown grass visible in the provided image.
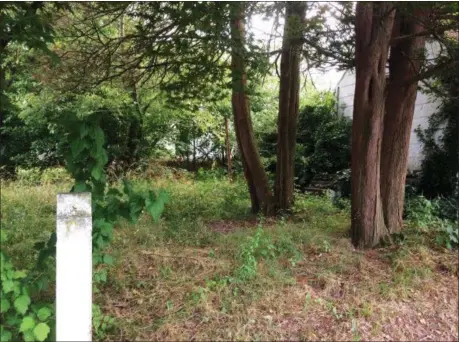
[1,169,458,341]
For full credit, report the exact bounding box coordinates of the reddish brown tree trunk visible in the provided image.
[275,1,307,212]
[224,116,232,180]
[381,11,426,233]
[230,2,273,214]
[351,3,395,248]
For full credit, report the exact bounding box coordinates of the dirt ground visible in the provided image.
[103,234,458,341]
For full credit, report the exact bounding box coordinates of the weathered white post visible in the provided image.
[56,193,92,341]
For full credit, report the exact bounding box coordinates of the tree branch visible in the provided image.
[404,60,458,85]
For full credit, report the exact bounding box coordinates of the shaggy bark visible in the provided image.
[274,1,307,212]
[351,2,395,248]
[381,10,426,233]
[230,2,273,214]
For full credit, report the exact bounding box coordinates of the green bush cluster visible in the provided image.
[259,91,351,190]
[1,252,53,342]
[15,167,72,186]
[235,219,302,281]
[404,195,458,249]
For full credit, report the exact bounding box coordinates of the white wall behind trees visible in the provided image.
[335,40,443,173]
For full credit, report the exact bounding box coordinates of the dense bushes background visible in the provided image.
[259,91,352,190]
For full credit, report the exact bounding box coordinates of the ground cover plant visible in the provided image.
[2,167,457,341]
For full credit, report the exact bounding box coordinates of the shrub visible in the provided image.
[195,167,227,181]
[259,91,351,190]
[16,167,42,186]
[14,167,72,186]
[295,99,352,189]
[40,168,72,184]
[404,195,458,249]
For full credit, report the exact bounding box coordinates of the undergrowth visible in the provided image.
[2,166,458,341]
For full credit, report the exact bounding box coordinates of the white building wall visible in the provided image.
[335,41,442,173]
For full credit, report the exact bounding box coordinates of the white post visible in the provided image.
[56,192,92,341]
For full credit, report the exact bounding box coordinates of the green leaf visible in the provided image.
[33,323,50,342]
[19,316,36,332]
[91,166,103,181]
[89,144,100,159]
[100,149,109,165]
[73,181,88,192]
[80,124,89,139]
[23,331,35,342]
[14,294,31,315]
[107,188,122,197]
[103,254,114,266]
[36,307,52,321]
[70,139,87,158]
[94,220,113,238]
[146,190,168,222]
[0,298,10,313]
[2,280,15,293]
[93,126,105,147]
[95,269,107,283]
[1,329,12,342]
[13,270,27,279]
[5,315,21,328]
[122,179,134,196]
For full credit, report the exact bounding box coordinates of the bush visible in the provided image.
[259,91,351,190]
[195,167,227,181]
[404,195,458,249]
[40,168,72,184]
[14,167,72,186]
[16,167,42,186]
[295,99,352,188]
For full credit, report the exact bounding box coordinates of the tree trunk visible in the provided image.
[351,3,395,248]
[380,10,426,233]
[225,116,232,180]
[193,137,197,171]
[124,81,144,166]
[230,2,273,214]
[275,1,307,212]
[0,41,8,129]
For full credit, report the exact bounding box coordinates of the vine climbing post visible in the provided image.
[56,192,93,342]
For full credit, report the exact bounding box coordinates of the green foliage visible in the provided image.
[435,220,459,250]
[40,168,72,185]
[195,167,228,181]
[92,304,115,339]
[405,196,458,249]
[0,252,53,342]
[259,90,351,189]
[0,3,63,176]
[235,219,302,281]
[295,93,352,188]
[236,226,263,281]
[14,167,72,186]
[292,192,340,216]
[15,168,42,186]
[58,114,169,286]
